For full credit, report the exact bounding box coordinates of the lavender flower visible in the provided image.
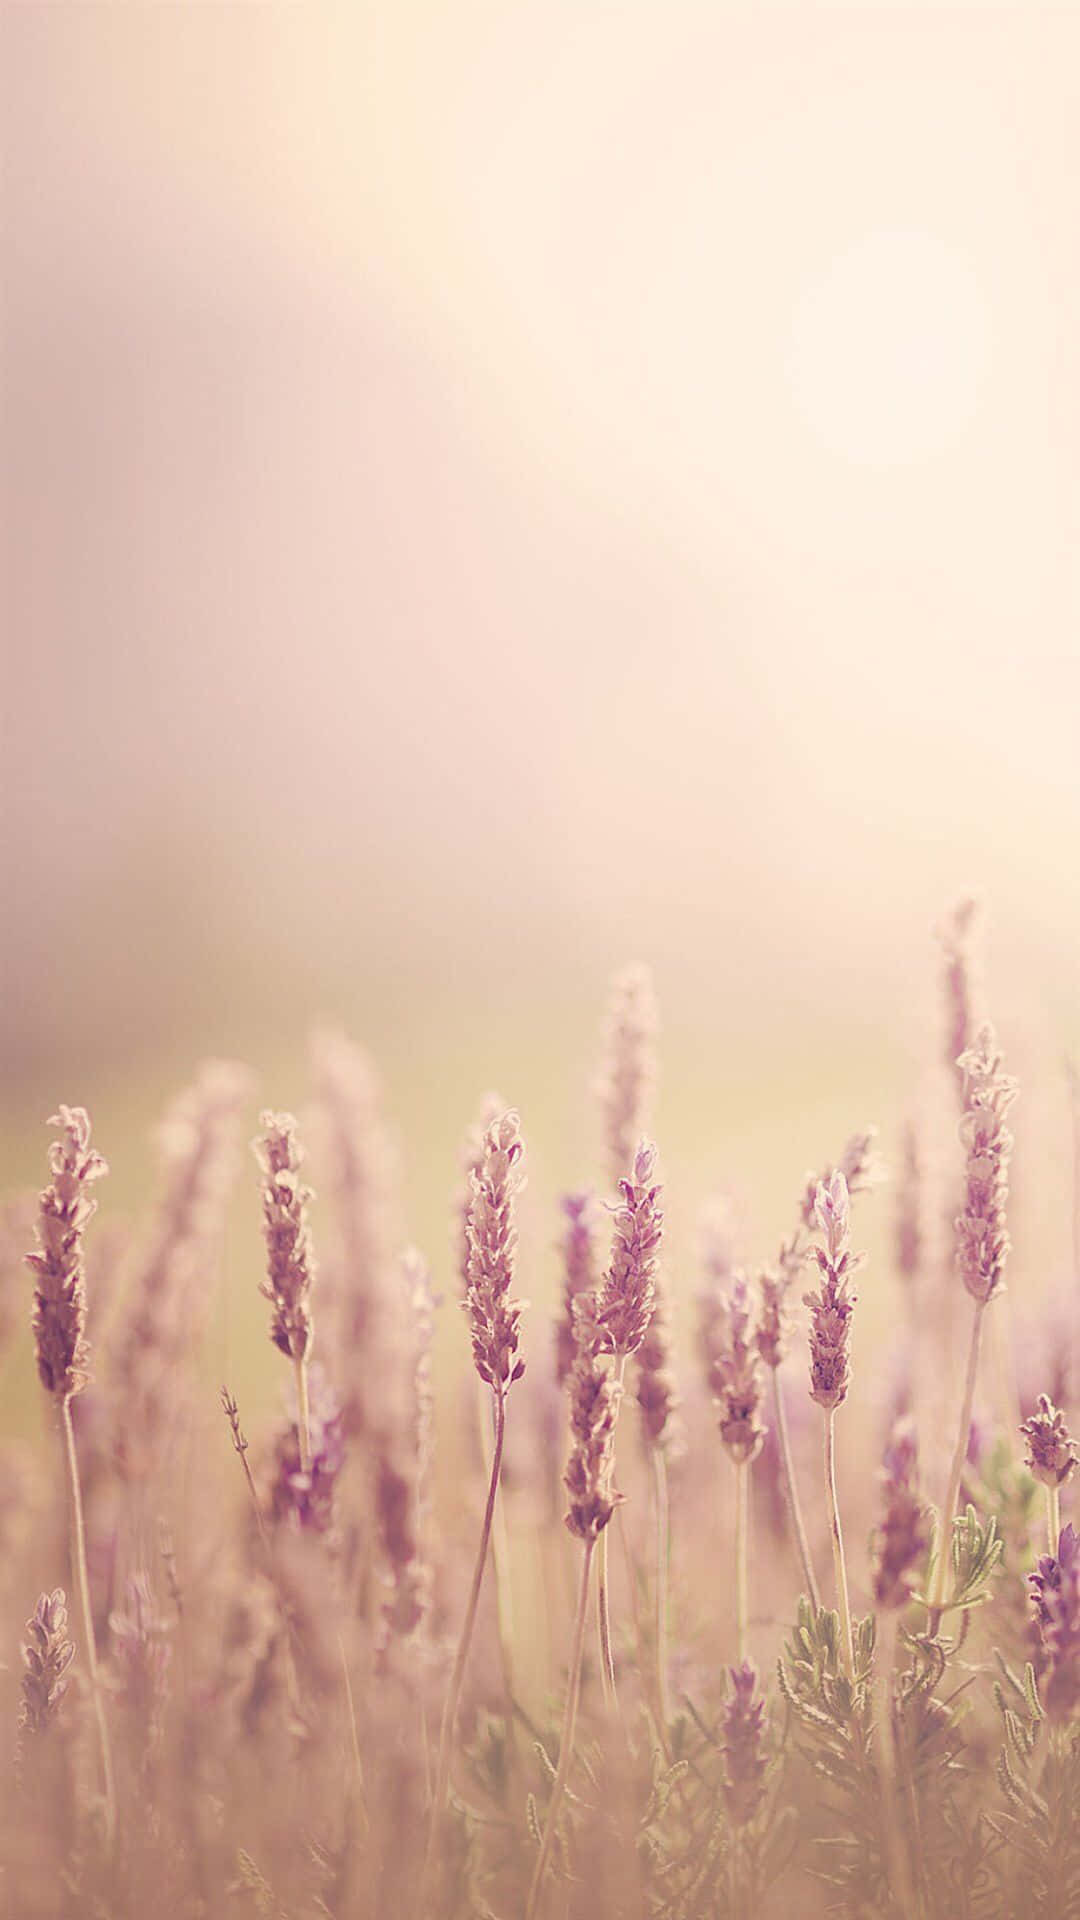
[564,1294,622,1542]
[596,963,657,1190]
[109,1574,171,1756]
[799,1129,884,1231]
[938,896,982,1088]
[1021,1394,1078,1489]
[596,1140,663,1359]
[554,1192,599,1387]
[635,1269,679,1448]
[269,1366,345,1535]
[755,1233,805,1372]
[375,1249,435,1653]
[456,1091,507,1292]
[697,1197,739,1381]
[464,1111,527,1391]
[310,1029,399,1438]
[1030,1524,1080,1720]
[110,1061,250,1477]
[711,1276,767,1465]
[954,1025,1017,1306]
[721,1661,767,1828]
[895,1119,922,1290]
[872,1419,930,1611]
[254,1111,316,1362]
[804,1172,862,1412]
[18,1590,75,1737]
[26,1107,106,1401]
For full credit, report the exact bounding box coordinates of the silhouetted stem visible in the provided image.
[823,1410,854,1676]
[772,1367,821,1610]
[524,1538,595,1920]
[61,1395,116,1848]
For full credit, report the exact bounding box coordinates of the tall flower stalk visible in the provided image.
[424,1111,526,1878]
[1022,1394,1077,1555]
[756,1235,820,1610]
[254,1112,317,1472]
[526,1293,620,1920]
[594,1139,663,1707]
[872,1420,930,1913]
[26,1107,116,1845]
[804,1172,861,1675]
[635,1270,678,1729]
[928,1025,1017,1619]
[712,1275,767,1662]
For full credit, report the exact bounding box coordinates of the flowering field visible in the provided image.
[2,913,1077,1920]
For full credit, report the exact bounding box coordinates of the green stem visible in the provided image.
[61,1395,116,1848]
[422,1384,506,1889]
[928,1298,985,1622]
[524,1539,595,1920]
[771,1367,821,1611]
[823,1409,854,1676]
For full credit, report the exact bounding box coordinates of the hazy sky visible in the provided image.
[4,3,1078,1106]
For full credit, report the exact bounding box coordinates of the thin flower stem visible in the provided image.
[823,1410,854,1676]
[597,1526,617,1710]
[60,1395,116,1849]
[221,1386,271,1556]
[477,1377,519,1768]
[734,1457,748,1665]
[423,1384,506,1886]
[928,1298,986,1622]
[1048,1483,1061,1555]
[597,1354,628,1711]
[772,1368,821,1611]
[875,1610,917,1918]
[652,1444,671,1731]
[524,1538,596,1920]
[338,1631,370,1837]
[294,1352,312,1475]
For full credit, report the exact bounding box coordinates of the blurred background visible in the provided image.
[3,4,1078,1429]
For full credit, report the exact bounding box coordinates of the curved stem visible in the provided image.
[61,1395,116,1848]
[525,1538,595,1920]
[294,1352,312,1475]
[652,1444,671,1730]
[823,1410,854,1676]
[771,1367,821,1611]
[734,1458,749,1665]
[928,1298,985,1622]
[423,1385,506,1884]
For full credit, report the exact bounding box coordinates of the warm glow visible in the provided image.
[787,228,993,467]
